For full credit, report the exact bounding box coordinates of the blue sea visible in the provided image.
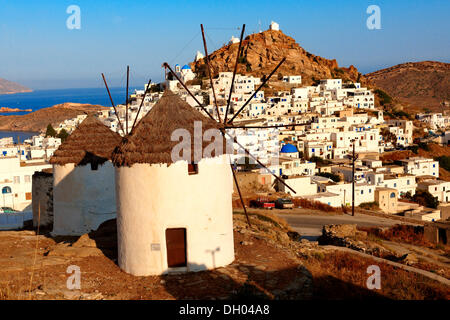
[0,131,38,144]
[0,87,134,116]
[0,87,137,142]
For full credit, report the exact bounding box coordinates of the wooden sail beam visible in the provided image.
[165,66,295,194]
[101,73,125,135]
[125,65,130,135]
[221,128,297,194]
[201,24,222,123]
[227,57,286,124]
[231,164,251,227]
[162,62,217,122]
[130,78,152,133]
[224,24,246,125]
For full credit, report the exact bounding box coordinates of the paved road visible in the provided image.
[277,213,407,240]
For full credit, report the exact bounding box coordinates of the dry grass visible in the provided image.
[292,198,341,212]
[300,250,450,300]
[50,115,122,166]
[233,210,291,231]
[112,90,229,167]
[358,225,434,248]
[0,283,31,300]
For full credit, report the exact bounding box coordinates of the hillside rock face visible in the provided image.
[0,78,32,95]
[366,61,450,110]
[0,103,108,132]
[192,30,367,86]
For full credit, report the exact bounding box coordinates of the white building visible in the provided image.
[113,91,235,276]
[269,21,279,31]
[282,75,302,84]
[417,180,450,203]
[386,120,414,147]
[50,116,121,236]
[0,156,51,211]
[278,175,317,196]
[194,50,204,62]
[320,79,342,91]
[400,157,439,178]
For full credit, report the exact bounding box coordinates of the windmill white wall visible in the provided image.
[116,155,234,276]
[52,162,117,235]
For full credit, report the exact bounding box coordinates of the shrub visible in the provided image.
[309,156,332,165]
[359,201,379,210]
[392,110,412,120]
[45,123,57,138]
[412,190,439,209]
[374,89,393,105]
[56,129,69,142]
[435,156,450,171]
[291,198,340,212]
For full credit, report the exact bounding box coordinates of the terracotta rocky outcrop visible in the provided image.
[192,30,367,86]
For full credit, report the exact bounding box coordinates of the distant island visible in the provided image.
[0,107,32,113]
[0,77,32,95]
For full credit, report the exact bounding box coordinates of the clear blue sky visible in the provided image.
[0,0,449,90]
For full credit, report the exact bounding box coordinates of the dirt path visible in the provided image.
[380,240,450,269]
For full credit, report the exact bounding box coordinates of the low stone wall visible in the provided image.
[424,222,450,245]
[32,171,53,228]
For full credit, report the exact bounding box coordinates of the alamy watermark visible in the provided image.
[66,5,81,30]
[366,5,381,30]
[366,265,381,290]
[66,265,81,290]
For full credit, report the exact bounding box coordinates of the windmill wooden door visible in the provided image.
[166,228,187,268]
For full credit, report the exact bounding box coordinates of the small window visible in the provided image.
[91,162,99,171]
[26,192,32,200]
[390,192,396,198]
[188,163,199,175]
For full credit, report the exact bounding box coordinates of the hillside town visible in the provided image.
[1,25,450,227]
[0,10,449,303]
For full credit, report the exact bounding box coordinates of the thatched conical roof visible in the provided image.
[112,90,229,167]
[50,115,122,166]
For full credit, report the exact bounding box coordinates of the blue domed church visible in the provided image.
[280,143,299,158]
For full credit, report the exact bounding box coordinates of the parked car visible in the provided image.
[0,207,17,214]
[275,198,294,209]
[250,197,275,210]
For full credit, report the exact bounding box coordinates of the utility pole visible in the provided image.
[18,136,21,161]
[126,65,129,135]
[351,139,358,217]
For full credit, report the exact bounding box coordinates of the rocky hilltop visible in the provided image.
[0,103,108,132]
[192,29,367,86]
[366,61,450,111]
[0,78,32,95]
